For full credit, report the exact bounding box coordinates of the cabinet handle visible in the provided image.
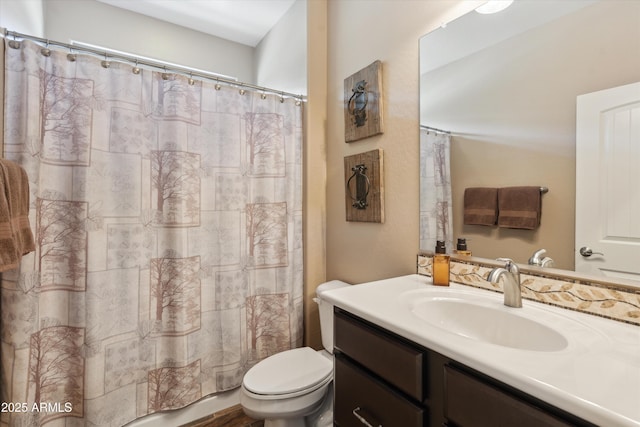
[352,406,382,427]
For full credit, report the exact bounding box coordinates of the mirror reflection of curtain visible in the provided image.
[1,39,303,426]
[420,128,453,252]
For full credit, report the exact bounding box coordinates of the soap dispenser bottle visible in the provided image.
[455,238,472,256]
[433,240,450,287]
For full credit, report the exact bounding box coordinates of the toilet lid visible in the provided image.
[243,347,332,396]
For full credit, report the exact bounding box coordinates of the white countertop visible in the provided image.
[322,274,640,427]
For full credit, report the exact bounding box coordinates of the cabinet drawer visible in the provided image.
[334,354,426,427]
[334,309,426,401]
[444,365,574,427]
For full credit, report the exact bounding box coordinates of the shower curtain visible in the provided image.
[1,39,303,426]
[420,128,453,252]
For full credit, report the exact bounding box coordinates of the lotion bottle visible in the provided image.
[455,238,472,256]
[432,240,450,286]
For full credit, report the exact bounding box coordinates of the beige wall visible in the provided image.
[303,0,328,349]
[256,0,307,95]
[0,0,44,37]
[324,1,479,285]
[42,0,255,83]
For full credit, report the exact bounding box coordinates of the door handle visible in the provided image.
[579,246,604,258]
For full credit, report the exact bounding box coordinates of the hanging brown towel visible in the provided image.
[0,159,35,272]
[463,187,498,226]
[497,186,541,230]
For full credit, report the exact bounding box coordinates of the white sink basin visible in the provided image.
[410,296,569,352]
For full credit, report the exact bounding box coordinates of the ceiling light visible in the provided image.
[476,0,513,14]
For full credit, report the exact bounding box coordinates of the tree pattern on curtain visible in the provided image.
[1,39,303,427]
[419,129,453,252]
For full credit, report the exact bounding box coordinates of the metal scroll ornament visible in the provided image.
[348,80,368,127]
[346,164,370,209]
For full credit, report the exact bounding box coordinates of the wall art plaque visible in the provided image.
[344,60,384,142]
[344,149,384,223]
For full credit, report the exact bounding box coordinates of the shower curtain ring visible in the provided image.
[67,47,77,62]
[41,40,51,57]
[101,52,110,69]
[8,33,20,49]
[132,60,141,75]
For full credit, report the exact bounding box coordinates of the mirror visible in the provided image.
[419,0,640,271]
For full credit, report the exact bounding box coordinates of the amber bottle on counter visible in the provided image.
[455,237,472,256]
[433,240,450,286]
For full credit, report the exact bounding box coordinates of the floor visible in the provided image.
[180,405,264,427]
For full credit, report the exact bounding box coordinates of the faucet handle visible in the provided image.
[540,257,554,268]
[496,257,519,274]
[496,257,514,266]
[528,248,547,265]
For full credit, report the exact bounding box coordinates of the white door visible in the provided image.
[575,82,640,284]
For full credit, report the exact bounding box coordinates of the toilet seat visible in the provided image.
[243,347,333,399]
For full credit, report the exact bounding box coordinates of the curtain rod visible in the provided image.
[420,124,451,135]
[3,29,306,102]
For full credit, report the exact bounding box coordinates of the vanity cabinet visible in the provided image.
[333,308,596,427]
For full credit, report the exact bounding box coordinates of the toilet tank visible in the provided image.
[315,280,350,354]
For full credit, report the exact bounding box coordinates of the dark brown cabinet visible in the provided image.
[334,355,425,427]
[333,308,596,427]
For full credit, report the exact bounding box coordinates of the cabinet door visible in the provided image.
[444,365,577,427]
[334,309,426,401]
[334,354,425,427]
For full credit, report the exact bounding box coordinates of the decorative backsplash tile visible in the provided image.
[417,254,640,326]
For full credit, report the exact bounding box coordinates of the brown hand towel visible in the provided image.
[463,187,498,226]
[0,159,35,272]
[497,186,541,230]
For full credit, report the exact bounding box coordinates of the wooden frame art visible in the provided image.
[344,60,384,142]
[344,149,384,223]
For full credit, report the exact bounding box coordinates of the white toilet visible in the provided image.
[240,280,349,427]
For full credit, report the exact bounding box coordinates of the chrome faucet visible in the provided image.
[487,258,522,308]
[528,249,554,268]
